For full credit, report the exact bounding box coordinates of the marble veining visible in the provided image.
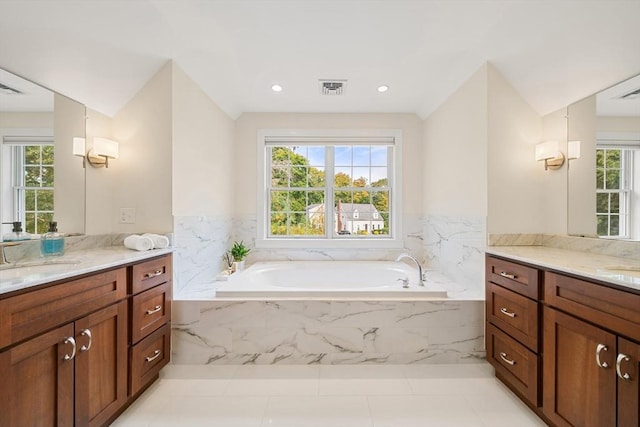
[488,233,543,246]
[171,299,485,365]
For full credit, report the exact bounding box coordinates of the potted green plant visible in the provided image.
[230,240,250,272]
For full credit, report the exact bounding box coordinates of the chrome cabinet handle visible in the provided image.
[500,307,517,318]
[499,352,516,366]
[596,343,609,368]
[145,349,161,362]
[146,305,162,315]
[144,269,163,278]
[499,271,517,280]
[63,337,77,361]
[79,329,92,352]
[616,353,631,380]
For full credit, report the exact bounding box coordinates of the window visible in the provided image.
[596,148,631,238]
[257,130,402,248]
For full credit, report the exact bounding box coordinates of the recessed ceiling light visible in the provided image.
[271,84,283,92]
[377,85,389,93]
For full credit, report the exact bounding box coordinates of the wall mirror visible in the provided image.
[0,68,86,238]
[568,73,640,241]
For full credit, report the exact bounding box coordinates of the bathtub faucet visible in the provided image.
[395,253,424,286]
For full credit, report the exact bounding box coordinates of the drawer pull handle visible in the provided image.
[616,353,631,380]
[63,337,76,361]
[500,307,517,318]
[146,305,162,315]
[145,269,163,278]
[146,349,161,363]
[596,343,609,368]
[499,352,516,366]
[499,271,517,280]
[79,329,92,352]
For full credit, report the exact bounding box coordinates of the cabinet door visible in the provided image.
[618,337,640,426]
[543,307,616,427]
[0,323,75,427]
[74,301,128,427]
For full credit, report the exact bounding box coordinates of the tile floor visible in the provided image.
[111,362,547,427]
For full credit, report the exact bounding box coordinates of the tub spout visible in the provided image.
[395,253,424,286]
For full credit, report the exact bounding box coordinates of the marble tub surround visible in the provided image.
[486,245,640,292]
[171,298,485,365]
[0,245,172,295]
[423,215,486,296]
[172,215,233,294]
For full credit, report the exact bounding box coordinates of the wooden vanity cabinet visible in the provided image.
[0,268,128,427]
[543,271,640,427]
[485,256,541,407]
[0,253,173,427]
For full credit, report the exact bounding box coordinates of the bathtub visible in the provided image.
[215,261,448,299]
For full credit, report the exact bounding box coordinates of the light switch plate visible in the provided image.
[119,207,136,224]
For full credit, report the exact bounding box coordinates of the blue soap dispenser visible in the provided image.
[41,221,65,256]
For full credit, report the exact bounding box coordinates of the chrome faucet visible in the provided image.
[395,253,424,286]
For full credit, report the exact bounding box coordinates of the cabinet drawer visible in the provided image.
[486,256,539,299]
[129,323,170,396]
[486,323,539,407]
[544,271,640,342]
[131,282,172,344]
[0,268,127,349]
[130,254,172,295]
[487,282,539,352]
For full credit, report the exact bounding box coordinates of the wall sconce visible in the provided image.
[568,140,581,160]
[87,137,119,168]
[535,140,565,170]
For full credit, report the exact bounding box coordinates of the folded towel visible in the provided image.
[142,233,170,249]
[124,235,154,251]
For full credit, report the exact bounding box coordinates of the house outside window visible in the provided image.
[257,130,402,248]
[596,147,631,238]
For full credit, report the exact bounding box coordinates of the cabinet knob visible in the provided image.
[79,329,92,352]
[616,353,631,380]
[499,271,517,280]
[145,269,163,279]
[146,305,163,315]
[63,336,77,361]
[145,349,161,363]
[596,343,610,369]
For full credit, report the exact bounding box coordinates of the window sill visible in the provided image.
[255,237,404,250]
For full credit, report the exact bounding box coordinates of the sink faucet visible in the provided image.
[0,241,21,266]
[395,253,424,286]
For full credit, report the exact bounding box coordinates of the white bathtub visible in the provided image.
[215,261,448,299]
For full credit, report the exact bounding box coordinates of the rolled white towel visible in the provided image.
[124,235,154,251]
[142,233,170,249]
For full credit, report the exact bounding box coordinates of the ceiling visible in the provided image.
[0,0,639,119]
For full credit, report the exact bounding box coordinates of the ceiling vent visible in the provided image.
[0,82,22,95]
[617,87,640,100]
[319,79,347,96]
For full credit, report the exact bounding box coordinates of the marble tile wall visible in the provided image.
[423,215,486,296]
[171,299,485,365]
[172,215,233,293]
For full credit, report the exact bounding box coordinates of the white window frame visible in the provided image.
[596,132,640,240]
[256,129,403,249]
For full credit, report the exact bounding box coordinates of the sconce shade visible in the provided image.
[87,137,119,168]
[72,137,85,156]
[93,137,119,159]
[535,140,565,170]
[568,140,581,160]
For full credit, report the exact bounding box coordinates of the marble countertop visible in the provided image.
[486,245,640,293]
[0,246,173,297]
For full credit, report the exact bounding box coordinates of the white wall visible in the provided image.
[234,113,423,216]
[112,62,173,234]
[172,63,234,216]
[423,64,488,217]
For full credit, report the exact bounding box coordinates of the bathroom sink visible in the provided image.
[0,259,80,278]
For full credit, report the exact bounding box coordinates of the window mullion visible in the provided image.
[326,146,334,239]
